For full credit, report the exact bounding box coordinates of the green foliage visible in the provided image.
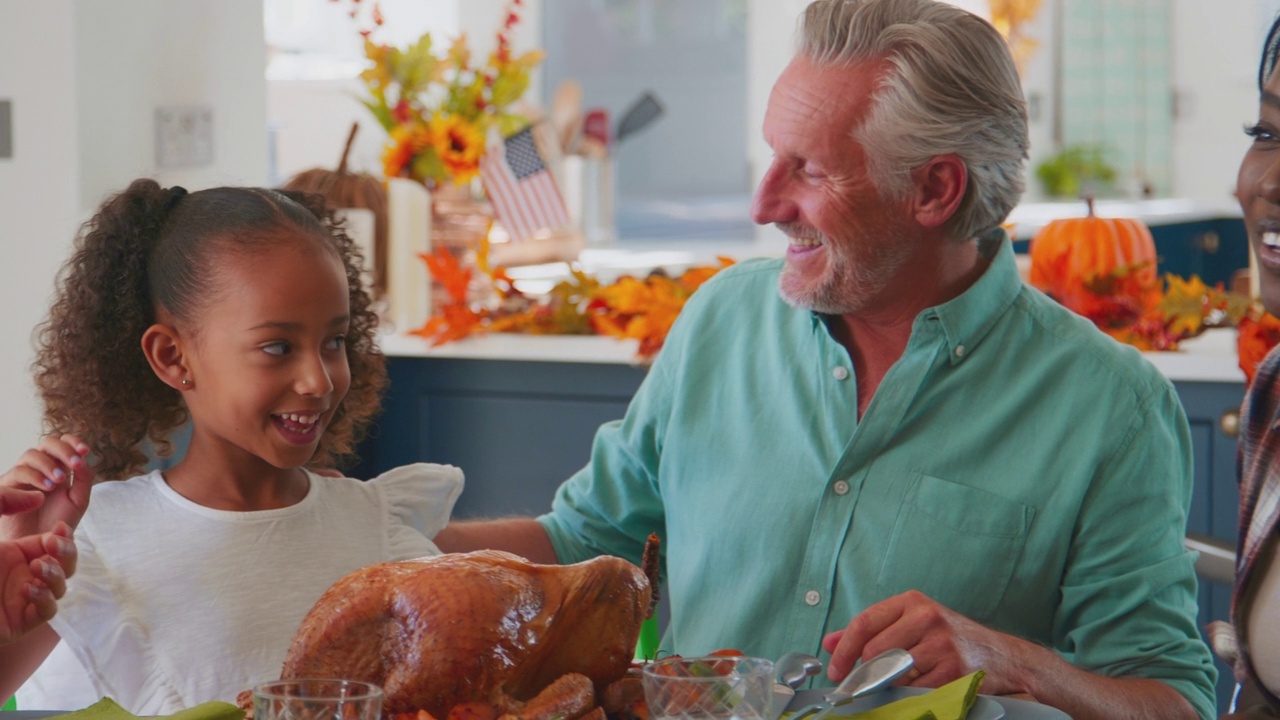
[1035,144,1118,199]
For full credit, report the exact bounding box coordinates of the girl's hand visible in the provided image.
[0,435,94,539]
[0,521,76,645]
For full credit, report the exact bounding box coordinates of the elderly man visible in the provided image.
[437,1,1217,718]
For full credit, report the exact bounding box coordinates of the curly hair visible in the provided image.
[33,178,387,479]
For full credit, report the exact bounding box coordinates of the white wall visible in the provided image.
[75,1,268,207]
[0,0,80,464]
[0,0,267,464]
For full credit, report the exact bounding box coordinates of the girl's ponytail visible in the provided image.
[34,179,192,477]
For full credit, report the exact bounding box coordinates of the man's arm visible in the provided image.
[824,590,1198,720]
[434,517,559,564]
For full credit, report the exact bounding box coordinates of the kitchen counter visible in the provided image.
[379,327,1247,384]
[1145,329,1245,383]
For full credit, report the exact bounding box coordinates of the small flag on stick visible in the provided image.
[480,126,571,243]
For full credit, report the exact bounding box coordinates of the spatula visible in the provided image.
[614,91,664,144]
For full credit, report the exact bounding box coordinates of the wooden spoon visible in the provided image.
[550,79,583,153]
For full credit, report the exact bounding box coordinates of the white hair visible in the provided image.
[797,0,1029,241]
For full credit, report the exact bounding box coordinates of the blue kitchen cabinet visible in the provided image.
[1174,379,1245,713]
[349,356,648,518]
[1153,218,1249,288]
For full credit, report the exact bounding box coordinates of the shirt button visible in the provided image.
[833,480,850,495]
[805,590,821,606]
[832,366,849,380]
[954,344,966,358]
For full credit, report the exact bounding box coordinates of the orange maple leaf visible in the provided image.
[422,248,472,304]
[412,257,733,359]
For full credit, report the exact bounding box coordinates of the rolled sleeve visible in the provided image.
[1056,383,1217,719]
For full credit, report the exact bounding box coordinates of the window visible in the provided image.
[541,0,752,241]
[1055,0,1172,197]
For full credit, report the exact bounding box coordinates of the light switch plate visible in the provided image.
[155,105,213,167]
[0,100,12,159]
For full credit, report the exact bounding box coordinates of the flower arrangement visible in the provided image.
[413,251,735,360]
[1093,271,1247,351]
[344,0,543,187]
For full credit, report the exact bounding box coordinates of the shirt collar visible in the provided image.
[916,230,1023,365]
[808,230,1024,362]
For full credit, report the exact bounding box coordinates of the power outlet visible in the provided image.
[155,105,213,167]
[0,100,12,159]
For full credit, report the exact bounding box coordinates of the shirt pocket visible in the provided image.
[875,472,1035,622]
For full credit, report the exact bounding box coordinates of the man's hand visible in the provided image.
[0,521,76,645]
[822,589,1034,696]
[0,435,93,540]
[823,590,1199,720]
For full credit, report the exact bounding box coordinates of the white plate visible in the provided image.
[785,687,1005,720]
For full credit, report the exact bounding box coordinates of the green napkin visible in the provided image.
[846,670,985,720]
[45,697,246,720]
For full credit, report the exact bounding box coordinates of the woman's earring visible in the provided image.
[181,378,190,387]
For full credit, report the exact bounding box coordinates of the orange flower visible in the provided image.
[1239,311,1280,385]
[382,123,431,180]
[426,114,485,186]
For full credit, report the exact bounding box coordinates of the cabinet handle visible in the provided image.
[1196,231,1221,254]
[1220,408,1240,439]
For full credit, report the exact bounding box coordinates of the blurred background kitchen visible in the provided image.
[0,0,1275,461]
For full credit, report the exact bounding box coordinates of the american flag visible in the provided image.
[480,126,571,243]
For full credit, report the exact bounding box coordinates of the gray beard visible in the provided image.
[776,239,911,315]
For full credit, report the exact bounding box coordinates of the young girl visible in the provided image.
[0,180,463,712]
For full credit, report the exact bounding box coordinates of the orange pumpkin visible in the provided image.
[1028,198,1159,322]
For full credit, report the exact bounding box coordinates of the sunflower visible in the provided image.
[426,114,485,185]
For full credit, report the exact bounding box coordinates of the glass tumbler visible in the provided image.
[252,678,384,720]
[642,656,775,720]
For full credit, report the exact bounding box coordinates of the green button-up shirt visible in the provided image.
[539,239,1217,719]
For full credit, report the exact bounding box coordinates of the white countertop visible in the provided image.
[379,331,646,366]
[382,197,1246,379]
[1141,328,1245,384]
[379,327,1247,384]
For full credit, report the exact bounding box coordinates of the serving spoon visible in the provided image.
[775,652,823,690]
[789,648,914,720]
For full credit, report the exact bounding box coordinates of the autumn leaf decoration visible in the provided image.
[411,254,735,360]
[410,249,483,346]
[1089,270,1248,352]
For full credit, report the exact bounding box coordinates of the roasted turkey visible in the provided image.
[275,542,658,719]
